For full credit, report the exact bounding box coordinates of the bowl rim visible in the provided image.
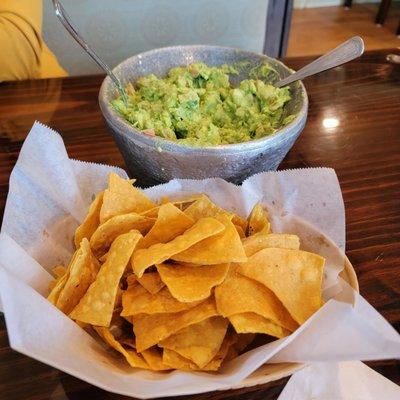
[99,44,309,154]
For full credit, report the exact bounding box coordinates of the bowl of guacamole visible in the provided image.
[99,45,308,185]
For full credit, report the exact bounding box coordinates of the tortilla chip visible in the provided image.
[120,337,136,349]
[160,317,229,368]
[138,203,194,249]
[162,332,233,371]
[126,273,137,287]
[94,326,149,369]
[122,315,133,324]
[140,347,171,371]
[157,262,229,302]
[210,331,253,363]
[232,333,256,354]
[172,195,202,209]
[132,217,225,277]
[184,195,231,221]
[100,173,155,223]
[242,233,300,256]
[247,203,270,236]
[220,332,239,362]
[98,251,109,263]
[160,196,170,205]
[70,231,142,326]
[48,265,67,292]
[160,195,200,208]
[132,297,218,352]
[75,321,89,329]
[162,349,198,371]
[52,265,66,278]
[172,215,247,264]
[234,224,246,238]
[229,313,291,338]
[215,272,298,333]
[56,239,99,314]
[232,214,248,232]
[237,248,325,324]
[140,206,160,218]
[121,285,200,316]
[74,191,104,247]
[48,272,68,305]
[162,349,219,371]
[206,332,237,367]
[115,287,123,309]
[136,272,165,294]
[90,213,154,257]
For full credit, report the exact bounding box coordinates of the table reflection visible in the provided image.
[322,117,340,129]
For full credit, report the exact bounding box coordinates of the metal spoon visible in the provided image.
[52,0,128,104]
[275,36,364,88]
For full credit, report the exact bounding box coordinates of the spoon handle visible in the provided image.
[275,36,364,88]
[52,0,128,103]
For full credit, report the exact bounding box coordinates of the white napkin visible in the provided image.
[278,361,400,400]
[0,122,399,398]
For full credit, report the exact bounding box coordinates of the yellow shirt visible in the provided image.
[0,0,67,81]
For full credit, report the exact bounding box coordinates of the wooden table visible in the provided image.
[0,49,399,399]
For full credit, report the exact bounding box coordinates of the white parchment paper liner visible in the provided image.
[0,122,399,398]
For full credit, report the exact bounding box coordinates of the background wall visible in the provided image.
[43,0,269,76]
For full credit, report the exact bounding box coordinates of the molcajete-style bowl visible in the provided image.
[99,45,308,186]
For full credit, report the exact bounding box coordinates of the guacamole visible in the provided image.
[111,62,293,147]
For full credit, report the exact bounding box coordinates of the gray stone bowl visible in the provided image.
[99,45,308,186]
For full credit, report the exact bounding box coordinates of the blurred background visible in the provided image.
[42,0,272,76]
[288,0,400,56]
[1,0,399,79]
[41,0,399,76]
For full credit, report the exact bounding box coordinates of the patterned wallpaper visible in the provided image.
[43,0,269,76]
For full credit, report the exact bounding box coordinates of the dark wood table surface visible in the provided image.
[0,48,399,399]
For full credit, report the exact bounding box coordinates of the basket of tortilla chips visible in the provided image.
[47,172,349,372]
[5,125,400,399]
